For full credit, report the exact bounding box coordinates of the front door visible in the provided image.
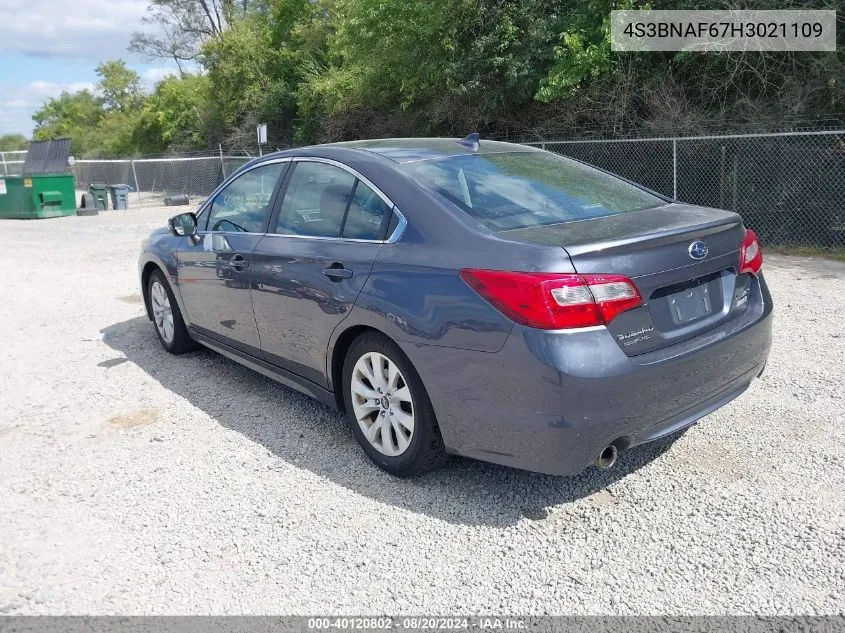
[250,160,393,386]
[176,160,288,356]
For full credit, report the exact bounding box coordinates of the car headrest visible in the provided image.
[320,184,351,223]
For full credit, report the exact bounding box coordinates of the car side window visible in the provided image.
[341,180,391,240]
[205,162,285,233]
[274,162,356,237]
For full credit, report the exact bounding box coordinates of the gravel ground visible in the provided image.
[0,206,843,615]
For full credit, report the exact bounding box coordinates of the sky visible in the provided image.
[0,0,178,137]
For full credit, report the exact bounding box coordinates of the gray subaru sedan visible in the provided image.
[139,137,772,477]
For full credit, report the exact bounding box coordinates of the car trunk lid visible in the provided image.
[501,203,747,355]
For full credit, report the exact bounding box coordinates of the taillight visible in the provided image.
[459,269,642,330]
[739,228,763,276]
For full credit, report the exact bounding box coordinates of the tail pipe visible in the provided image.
[595,444,619,470]
[595,438,630,470]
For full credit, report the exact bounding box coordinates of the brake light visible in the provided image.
[459,269,642,330]
[739,228,763,276]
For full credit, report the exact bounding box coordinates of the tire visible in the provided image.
[342,332,448,476]
[79,192,95,209]
[147,269,198,355]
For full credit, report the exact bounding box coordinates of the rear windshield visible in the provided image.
[401,151,665,231]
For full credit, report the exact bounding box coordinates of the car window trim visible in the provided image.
[195,155,407,243]
[267,157,406,244]
[195,157,293,234]
[341,178,394,242]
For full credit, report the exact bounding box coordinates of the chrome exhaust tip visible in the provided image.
[595,444,619,470]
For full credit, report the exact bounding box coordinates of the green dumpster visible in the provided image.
[0,173,77,219]
[0,138,77,219]
[89,183,109,210]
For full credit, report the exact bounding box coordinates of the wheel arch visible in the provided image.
[140,261,163,320]
[329,324,386,411]
[140,255,190,325]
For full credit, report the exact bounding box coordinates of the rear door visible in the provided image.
[250,158,395,386]
[176,160,288,355]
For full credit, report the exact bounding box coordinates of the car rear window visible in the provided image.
[401,151,665,231]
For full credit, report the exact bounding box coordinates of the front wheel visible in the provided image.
[342,332,447,476]
[147,270,198,355]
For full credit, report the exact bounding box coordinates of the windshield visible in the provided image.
[401,151,665,231]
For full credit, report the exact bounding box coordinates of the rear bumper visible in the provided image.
[402,273,773,475]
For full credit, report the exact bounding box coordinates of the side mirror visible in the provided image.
[168,212,198,238]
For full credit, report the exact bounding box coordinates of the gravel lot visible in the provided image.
[0,206,843,615]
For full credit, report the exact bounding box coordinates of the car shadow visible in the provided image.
[101,316,680,527]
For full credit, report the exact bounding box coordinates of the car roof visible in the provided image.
[299,137,541,164]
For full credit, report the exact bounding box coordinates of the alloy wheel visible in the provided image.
[350,352,415,456]
[150,280,175,344]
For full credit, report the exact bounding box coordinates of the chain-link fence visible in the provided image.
[60,130,845,250]
[71,154,252,208]
[0,150,27,176]
[529,130,845,250]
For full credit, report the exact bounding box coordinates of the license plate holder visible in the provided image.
[668,283,713,324]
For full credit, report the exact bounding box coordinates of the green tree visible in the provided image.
[0,134,28,151]
[299,0,562,139]
[32,90,102,156]
[530,0,843,135]
[31,60,150,156]
[202,0,327,146]
[92,111,144,156]
[96,60,144,112]
[536,2,616,102]
[135,74,217,152]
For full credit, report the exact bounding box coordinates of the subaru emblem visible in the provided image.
[688,240,709,260]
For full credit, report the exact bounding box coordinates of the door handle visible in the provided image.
[322,263,353,280]
[229,254,250,271]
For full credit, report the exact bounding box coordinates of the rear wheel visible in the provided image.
[147,269,197,355]
[342,332,447,476]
